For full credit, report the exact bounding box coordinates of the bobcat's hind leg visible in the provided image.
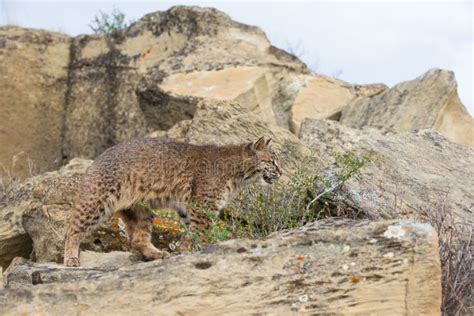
[119,207,170,261]
[64,203,107,267]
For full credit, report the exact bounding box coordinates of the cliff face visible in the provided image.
[0,27,70,177]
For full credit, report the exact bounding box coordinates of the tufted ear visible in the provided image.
[254,136,268,151]
[246,136,271,153]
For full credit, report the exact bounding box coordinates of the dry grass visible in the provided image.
[418,202,473,315]
[0,153,38,205]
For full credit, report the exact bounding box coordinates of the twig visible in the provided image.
[305,181,342,211]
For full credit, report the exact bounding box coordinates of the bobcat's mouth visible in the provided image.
[263,175,273,184]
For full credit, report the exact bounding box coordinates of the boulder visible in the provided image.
[159,99,314,174]
[0,26,70,178]
[339,69,474,148]
[299,119,474,225]
[0,159,130,270]
[1,219,441,315]
[0,159,88,269]
[289,75,387,134]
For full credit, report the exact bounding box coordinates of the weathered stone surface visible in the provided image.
[299,119,474,224]
[0,6,311,174]
[0,219,441,315]
[160,99,314,174]
[0,159,131,269]
[340,69,474,148]
[0,26,70,178]
[62,6,310,160]
[158,67,277,126]
[289,75,387,134]
[0,159,87,269]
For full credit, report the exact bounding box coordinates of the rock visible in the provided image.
[289,75,387,134]
[299,119,474,224]
[62,6,310,160]
[0,219,441,315]
[161,99,314,174]
[156,67,283,127]
[0,159,131,270]
[0,6,311,176]
[339,69,474,148]
[0,26,70,178]
[5,7,471,179]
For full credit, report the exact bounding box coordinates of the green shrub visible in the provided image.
[89,8,133,34]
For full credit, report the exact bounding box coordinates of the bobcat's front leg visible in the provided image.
[178,202,218,252]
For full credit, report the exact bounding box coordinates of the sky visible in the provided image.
[1,0,473,115]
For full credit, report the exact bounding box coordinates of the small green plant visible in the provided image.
[306,151,374,211]
[334,151,374,182]
[89,8,133,34]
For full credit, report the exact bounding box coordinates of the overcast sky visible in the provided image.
[1,0,473,115]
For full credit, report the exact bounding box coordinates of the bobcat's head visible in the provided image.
[244,137,282,185]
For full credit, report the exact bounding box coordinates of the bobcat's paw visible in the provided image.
[65,257,80,267]
[144,250,170,261]
[160,250,171,259]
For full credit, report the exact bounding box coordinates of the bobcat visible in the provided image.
[64,136,282,267]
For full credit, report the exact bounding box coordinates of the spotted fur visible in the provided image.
[64,136,281,267]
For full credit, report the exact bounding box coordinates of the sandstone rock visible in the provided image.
[0,159,88,269]
[0,26,70,178]
[62,6,310,160]
[339,69,474,148]
[161,99,314,174]
[0,159,131,269]
[0,6,311,175]
[289,75,387,134]
[0,219,441,315]
[157,67,279,126]
[299,119,474,224]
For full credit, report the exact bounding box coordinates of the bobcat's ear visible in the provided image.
[254,136,267,151]
[246,136,269,153]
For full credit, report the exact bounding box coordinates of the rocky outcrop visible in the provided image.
[1,6,316,176]
[289,75,387,134]
[339,69,474,148]
[0,159,131,269]
[62,6,310,160]
[1,219,441,315]
[299,119,474,225]
[0,27,70,178]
